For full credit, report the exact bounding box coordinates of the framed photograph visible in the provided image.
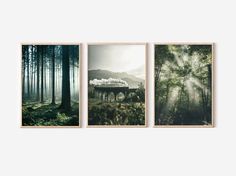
[21,44,80,127]
[154,43,214,127]
[88,43,147,127]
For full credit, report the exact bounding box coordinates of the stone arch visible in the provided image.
[94,86,129,102]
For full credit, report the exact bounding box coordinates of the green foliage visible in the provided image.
[155,45,212,125]
[56,113,70,123]
[188,45,212,59]
[155,45,174,65]
[22,102,79,126]
[135,82,145,102]
[87,80,145,125]
[88,100,145,125]
[124,82,145,103]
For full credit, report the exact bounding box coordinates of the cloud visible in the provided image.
[89,78,128,86]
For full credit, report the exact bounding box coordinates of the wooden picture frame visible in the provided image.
[87,43,147,128]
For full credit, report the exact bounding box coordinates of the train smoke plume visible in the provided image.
[89,78,128,86]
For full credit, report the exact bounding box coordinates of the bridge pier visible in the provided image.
[94,86,137,102]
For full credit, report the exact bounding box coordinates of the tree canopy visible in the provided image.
[155,44,212,125]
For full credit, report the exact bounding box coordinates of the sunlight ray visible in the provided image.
[185,79,200,103]
[189,77,207,91]
[174,52,184,67]
[166,87,180,108]
[168,45,184,67]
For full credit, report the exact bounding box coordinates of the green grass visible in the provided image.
[22,101,79,126]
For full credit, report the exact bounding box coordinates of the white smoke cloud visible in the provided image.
[89,78,128,86]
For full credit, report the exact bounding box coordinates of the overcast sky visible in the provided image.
[88,44,145,78]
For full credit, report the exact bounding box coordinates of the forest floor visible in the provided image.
[88,98,145,125]
[22,101,79,126]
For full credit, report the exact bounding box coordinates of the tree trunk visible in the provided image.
[41,46,44,103]
[72,46,75,98]
[201,88,206,122]
[36,46,40,101]
[55,64,58,95]
[165,82,170,104]
[207,64,212,122]
[30,45,34,96]
[44,56,47,98]
[22,46,26,99]
[33,57,35,97]
[60,45,71,112]
[208,64,212,91]
[27,46,30,99]
[51,46,55,105]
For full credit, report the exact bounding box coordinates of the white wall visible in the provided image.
[0,0,235,176]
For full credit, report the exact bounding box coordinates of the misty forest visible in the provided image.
[88,70,145,126]
[22,45,79,126]
[155,45,212,125]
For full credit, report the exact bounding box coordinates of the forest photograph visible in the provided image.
[155,44,213,126]
[88,44,146,126]
[22,45,80,126]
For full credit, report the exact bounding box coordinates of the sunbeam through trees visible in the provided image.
[155,44,213,126]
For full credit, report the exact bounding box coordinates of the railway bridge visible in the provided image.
[94,85,137,102]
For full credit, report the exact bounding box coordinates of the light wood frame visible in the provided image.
[87,43,148,128]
